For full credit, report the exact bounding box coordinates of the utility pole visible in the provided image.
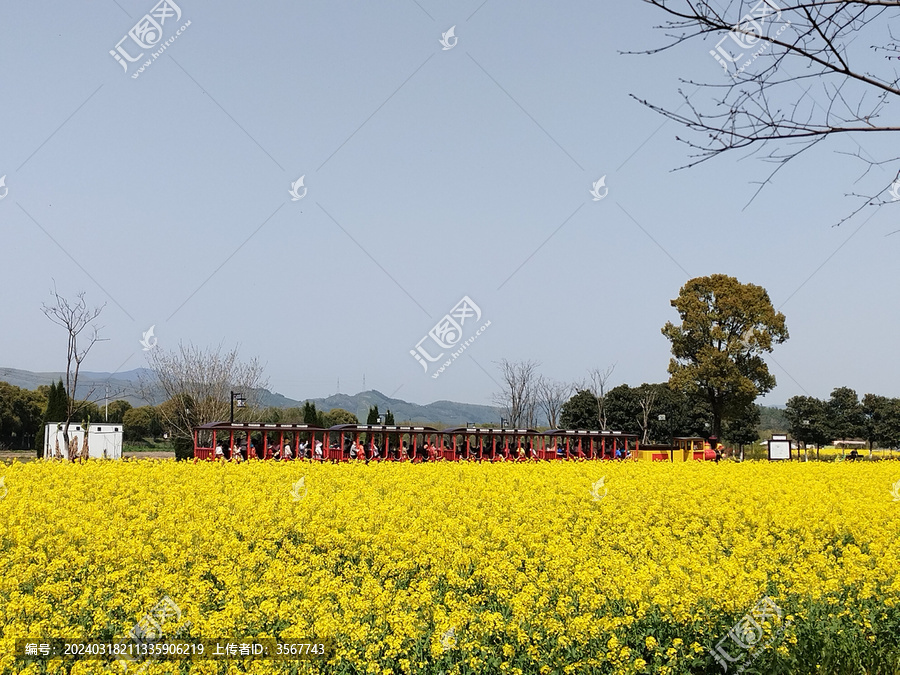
[230,391,245,424]
[105,383,109,422]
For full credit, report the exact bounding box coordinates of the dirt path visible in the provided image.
[123,451,175,460]
[1,451,176,463]
[0,452,36,464]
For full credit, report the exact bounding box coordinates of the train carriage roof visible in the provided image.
[327,424,438,432]
[441,427,540,435]
[440,428,637,437]
[545,429,638,437]
[194,422,637,438]
[196,422,325,431]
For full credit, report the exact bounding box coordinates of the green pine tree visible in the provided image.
[366,405,379,425]
[385,409,395,425]
[39,380,68,459]
[45,380,68,423]
[302,401,319,425]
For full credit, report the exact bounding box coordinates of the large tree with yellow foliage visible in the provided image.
[662,274,788,440]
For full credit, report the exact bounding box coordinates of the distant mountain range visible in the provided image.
[0,367,150,405]
[0,367,502,426]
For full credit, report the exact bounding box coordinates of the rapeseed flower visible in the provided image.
[1,459,899,673]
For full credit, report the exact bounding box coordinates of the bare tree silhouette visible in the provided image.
[633,0,900,226]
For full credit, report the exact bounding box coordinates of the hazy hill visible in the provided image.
[0,367,151,406]
[0,366,788,430]
[296,390,501,427]
[0,367,501,426]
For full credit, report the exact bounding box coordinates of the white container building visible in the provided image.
[44,423,124,459]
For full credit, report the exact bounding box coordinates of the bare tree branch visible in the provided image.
[632,0,900,224]
[41,283,106,459]
[536,377,572,429]
[493,359,541,428]
[587,365,617,431]
[142,342,268,452]
[636,384,659,445]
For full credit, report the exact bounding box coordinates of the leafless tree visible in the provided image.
[41,285,106,459]
[142,342,268,455]
[493,359,540,428]
[633,0,900,227]
[536,376,572,429]
[636,384,659,445]
[585,365,616,431]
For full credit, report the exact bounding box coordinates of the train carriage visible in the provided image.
[192,423,727,462]
[439,427,541,461]
[325,424,439,461]
[193,422,441,462]
[674,436,719,461]
[193,422,326,461]
[541,429,639,460]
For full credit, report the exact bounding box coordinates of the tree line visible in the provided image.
[493,274,900,455]
[0,379,130,452]
[0,378,157,451]
[786,388,900,459]
[494,274,786,449]
[26,275,897,460]
[0,377,382,458]
[492,371,761,450]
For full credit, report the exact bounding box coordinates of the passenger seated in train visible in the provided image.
[353,440,366,460]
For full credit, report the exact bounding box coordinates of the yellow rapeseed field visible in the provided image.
[2,459,900,674]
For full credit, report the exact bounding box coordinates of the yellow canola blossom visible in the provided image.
[0,459,899,674]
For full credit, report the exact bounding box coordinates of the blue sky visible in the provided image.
[1,0,897,407]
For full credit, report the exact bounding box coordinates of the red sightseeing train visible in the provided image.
[192,422,642,462]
